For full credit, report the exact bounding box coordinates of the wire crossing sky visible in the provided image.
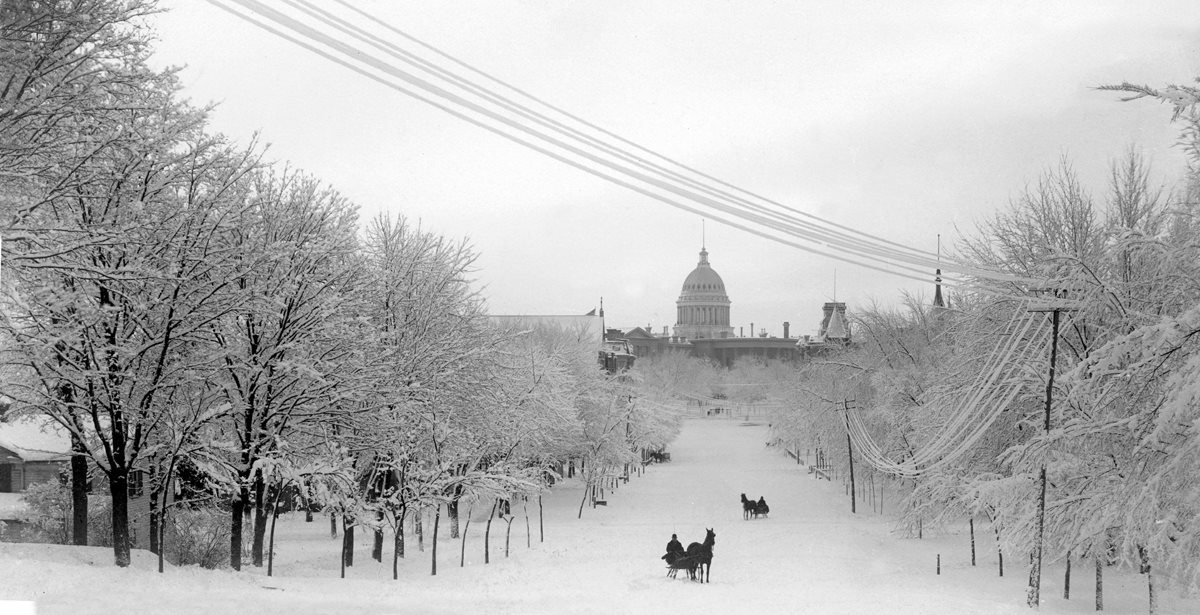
[153,2,1199,332]
[207,0,1040,288]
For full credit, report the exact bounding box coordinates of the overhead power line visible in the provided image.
[206,0,1038,289]
[840,303,1053,477]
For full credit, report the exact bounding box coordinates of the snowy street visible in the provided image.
[4,416,1194,614]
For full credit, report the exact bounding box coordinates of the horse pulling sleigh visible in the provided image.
[661,528,715,583]
[740,493,769,519]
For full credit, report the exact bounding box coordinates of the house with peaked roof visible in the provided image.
[0,415,70,493]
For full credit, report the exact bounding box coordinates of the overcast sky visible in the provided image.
[148,1,1200,337]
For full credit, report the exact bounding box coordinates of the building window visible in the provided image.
[128,469,145,499]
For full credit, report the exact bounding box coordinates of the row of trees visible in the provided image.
[0,0,678,572]
[768,94,1200,610]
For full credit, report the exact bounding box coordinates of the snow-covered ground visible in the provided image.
[1,417,1196,614]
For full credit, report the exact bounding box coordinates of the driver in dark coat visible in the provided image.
[662,533,685,563]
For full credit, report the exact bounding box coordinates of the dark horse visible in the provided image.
[685,528,716,583]
[742,494,770,519]
[740,493,755,520]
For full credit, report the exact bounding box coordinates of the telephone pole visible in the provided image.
[840,399,857,514]
[1026,293,1074,608]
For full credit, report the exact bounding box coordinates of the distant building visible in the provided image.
[673,247,733,340]
[816,302,849,342]
[0,415,69,493]
[613,246,852,367]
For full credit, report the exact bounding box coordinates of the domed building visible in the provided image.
[673,247,733,340]
[616,243,855,367]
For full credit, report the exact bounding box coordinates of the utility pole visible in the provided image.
[1027,293,1073,609]
[840,399,857,514]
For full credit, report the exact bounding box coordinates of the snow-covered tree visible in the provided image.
[1,103,259,567]
[202,169,363,571]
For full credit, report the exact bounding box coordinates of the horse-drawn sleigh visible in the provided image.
[661,528,715,583]
[740,493,769,519]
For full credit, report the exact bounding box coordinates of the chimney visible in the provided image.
[739,326,743,337]
[750,322,754,337]
[783,321,790,338]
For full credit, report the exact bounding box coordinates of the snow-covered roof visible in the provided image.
[824,309,849,339]
[0,416,70,462]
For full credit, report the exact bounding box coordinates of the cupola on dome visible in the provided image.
[681,249,726,295]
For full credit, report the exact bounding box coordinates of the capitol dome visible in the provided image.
[673,247,733,340]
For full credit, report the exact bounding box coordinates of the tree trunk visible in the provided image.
[109,470,131,567]
[70,432,88,546]
[342,516,355,568]
[504,517,514,558]
[396,507,406,560]
[969,518,976,566]
[157,498,168,574]
[330,512,337,538]
[231,487,247,570]
[447,492,461,539]
[303,483,313,522]
[577,481,589,519]
[372,510,384,562]
[252,473,267,567]
[157,459,178,574]
[415,509,424,552]
[484,500,497,564]
[539,495,544,543]
[148,460,160,555]
[994,524,1004,577]
[267,485,283,577]
[1095,554,1103,611]
[1142,549,1155,614]
[1064,550,1071,600]
[430,506,440,576]
[524,498,530,549]
[460,504,473,568]
[392,513,404,580]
